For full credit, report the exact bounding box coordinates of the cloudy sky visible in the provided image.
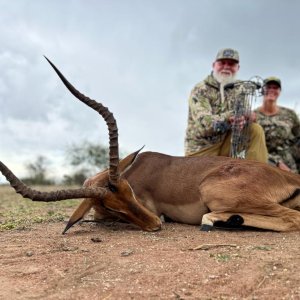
[0,0,300,183]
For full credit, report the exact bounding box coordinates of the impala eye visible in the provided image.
[108,183,118,193]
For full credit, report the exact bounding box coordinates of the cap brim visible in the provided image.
[264,80,281,88]
[216,58,239,62]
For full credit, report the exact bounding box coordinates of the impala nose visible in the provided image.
[145,217,162,232]
[153,225,162,231]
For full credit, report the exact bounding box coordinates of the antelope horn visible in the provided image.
[0,161,107,201]
[44,56,119,185]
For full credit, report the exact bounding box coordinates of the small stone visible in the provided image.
[62,246,78,252]
[91,237,103,243]
[25,251,34,257]
[121,249,134,256]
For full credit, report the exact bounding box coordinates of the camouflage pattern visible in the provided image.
[292,138,300,172]
[254,106,300,173]
[215,48,239,62]
[184,74,240,155]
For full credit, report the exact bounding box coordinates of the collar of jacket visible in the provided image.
[204,73,220,89]
[205,73,242,90]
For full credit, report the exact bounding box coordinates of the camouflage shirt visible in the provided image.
[184,74,239,155]
[254,106,300,173]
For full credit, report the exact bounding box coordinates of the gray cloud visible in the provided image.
[0,0,299,182]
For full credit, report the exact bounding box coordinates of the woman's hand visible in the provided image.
[277,161,291,172]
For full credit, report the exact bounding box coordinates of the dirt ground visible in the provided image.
[1,219,300,300]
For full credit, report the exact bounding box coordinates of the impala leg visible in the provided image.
[201,206,300,232]
[281,191,300,211]
[63,199,94,234]
[201,213,244,231]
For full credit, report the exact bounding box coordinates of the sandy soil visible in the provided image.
[0,220,299,300]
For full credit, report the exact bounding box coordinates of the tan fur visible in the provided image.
[71,152,300,232]
[67,159,162,232]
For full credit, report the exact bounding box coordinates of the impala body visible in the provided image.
[80,151,300,232]
[1,58,300,234]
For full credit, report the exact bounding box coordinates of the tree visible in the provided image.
[66,141,109,170]
[22,155,54,185]
[62,169,89,186]
[62,141,110,185]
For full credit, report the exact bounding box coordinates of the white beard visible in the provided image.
[213,70,237,85]
[213,71,237,103]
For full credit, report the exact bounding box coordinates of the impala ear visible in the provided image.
[118,146,144,175]
[62,199,94,234]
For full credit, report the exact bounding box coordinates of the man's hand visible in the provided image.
[229,112,256,131]
[229,115,246,131]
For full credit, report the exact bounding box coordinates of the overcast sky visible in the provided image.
[1,0,300,183]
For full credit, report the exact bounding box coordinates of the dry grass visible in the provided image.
[0,184,79,231]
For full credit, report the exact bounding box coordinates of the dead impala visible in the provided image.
[1,58,300,234]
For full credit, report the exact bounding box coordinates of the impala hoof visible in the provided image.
[200,224,213,231]
[226,214,244,227]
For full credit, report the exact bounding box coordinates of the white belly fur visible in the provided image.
[143,198,208,225]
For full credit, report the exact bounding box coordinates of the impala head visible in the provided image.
[101,178,161,231]
[0,57,161,234]
[65,151,162,233]
[64,177,162,234]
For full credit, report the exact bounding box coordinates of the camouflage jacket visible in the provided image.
[184,74,239,155]
[254,106,300,173]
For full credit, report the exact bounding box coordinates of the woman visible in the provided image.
[255,77,300,173]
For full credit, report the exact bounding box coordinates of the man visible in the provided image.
[184,48,268,162]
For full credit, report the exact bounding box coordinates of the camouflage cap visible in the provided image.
[215,48,239,62]
[263,77,281,88]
